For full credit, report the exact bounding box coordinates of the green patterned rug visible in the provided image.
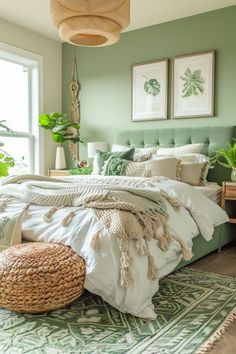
[0,268,235,354]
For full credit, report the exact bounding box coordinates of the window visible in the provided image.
[0,43,43,175]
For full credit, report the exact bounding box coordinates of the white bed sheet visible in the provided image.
[194,182,222,204]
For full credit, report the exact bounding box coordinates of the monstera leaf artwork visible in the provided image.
[173,51,215,118]
[132,59,168,121]
[143,75,160,97]
[180,68,205,98]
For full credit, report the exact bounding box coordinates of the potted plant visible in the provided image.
[0,120,14,176]
[211,141,236,182]
[39,112,83,169]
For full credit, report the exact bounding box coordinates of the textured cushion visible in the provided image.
[154,144,203,157]
[102,157,146,176]
[0,242,85,313]
[0,212,23,251]
[144,158,181,180]
[180,161,209,186]
[93,148,135,175]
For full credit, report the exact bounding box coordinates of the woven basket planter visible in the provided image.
[0,242,86,314]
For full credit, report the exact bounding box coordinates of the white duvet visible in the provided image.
[0,176,228,319]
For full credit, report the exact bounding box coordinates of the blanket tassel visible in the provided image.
[43,206,58,222]
[136,238,149,256]
[90,232,101,251]
[120,268,133,288]
[119,240,133,287]
[172,234,193,261]
[120,250,133,287]
[62,211,76,226]
[147,254,159,281]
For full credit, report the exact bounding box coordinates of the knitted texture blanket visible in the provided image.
[0,175,191,287]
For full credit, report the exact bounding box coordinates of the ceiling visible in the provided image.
[0,0,235,42]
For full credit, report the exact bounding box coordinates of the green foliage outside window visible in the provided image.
[0,120,14,176]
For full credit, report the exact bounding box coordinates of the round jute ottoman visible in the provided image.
[0,242,86,314]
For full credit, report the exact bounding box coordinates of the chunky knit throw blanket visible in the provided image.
[0,175,191,287]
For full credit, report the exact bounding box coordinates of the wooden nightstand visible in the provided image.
[221,182,236,224]
[48,169,69,177]
[218,182,236,253]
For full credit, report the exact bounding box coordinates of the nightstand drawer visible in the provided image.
[225,187,236,198]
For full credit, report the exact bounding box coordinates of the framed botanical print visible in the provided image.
[172,51,215,118]
[132,59,168,121]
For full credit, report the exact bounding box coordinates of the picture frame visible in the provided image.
[172,50,215,118]
[131,59,168,121]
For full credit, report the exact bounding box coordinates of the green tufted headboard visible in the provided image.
[115,126,236,184]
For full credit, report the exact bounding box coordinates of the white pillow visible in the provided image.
[0,212,23,251]
[154,143,203,157]
[180,161,209,186]
[174,153,209,163]
[111,144,130,153]
[111,144,156,162]
[144,158,181,180]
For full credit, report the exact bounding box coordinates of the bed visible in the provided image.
[0,126,235,320]
[115,125,236,265]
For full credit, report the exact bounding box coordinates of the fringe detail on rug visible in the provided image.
[196,309,236,354]
[90,232,101,251]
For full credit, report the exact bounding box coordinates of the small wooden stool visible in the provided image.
[0,242,85,313]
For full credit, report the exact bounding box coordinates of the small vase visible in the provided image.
[231,168,236,182]
[55,146,66,170]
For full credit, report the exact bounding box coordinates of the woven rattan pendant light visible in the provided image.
[51,0,130,47]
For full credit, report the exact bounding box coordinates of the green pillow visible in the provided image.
[103,157,129,176]
[96,148,135,175]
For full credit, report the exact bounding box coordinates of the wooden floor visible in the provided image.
[189,241,236,354]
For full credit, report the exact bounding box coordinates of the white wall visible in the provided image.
[0,18,62,174]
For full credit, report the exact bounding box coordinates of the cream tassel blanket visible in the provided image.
[0,175,192,287]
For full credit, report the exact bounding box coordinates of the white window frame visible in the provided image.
[0,42,44,174]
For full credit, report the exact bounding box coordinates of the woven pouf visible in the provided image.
[0,242,86,314]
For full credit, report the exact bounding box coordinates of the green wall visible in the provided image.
[62,6,236,164]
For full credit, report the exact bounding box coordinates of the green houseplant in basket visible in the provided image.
[211,141,236,182]
[0,120,14,176]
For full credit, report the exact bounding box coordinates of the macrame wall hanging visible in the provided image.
[69,58,80,161]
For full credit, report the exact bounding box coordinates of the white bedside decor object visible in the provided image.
[55,146,66,170]
[87,142,108,158]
